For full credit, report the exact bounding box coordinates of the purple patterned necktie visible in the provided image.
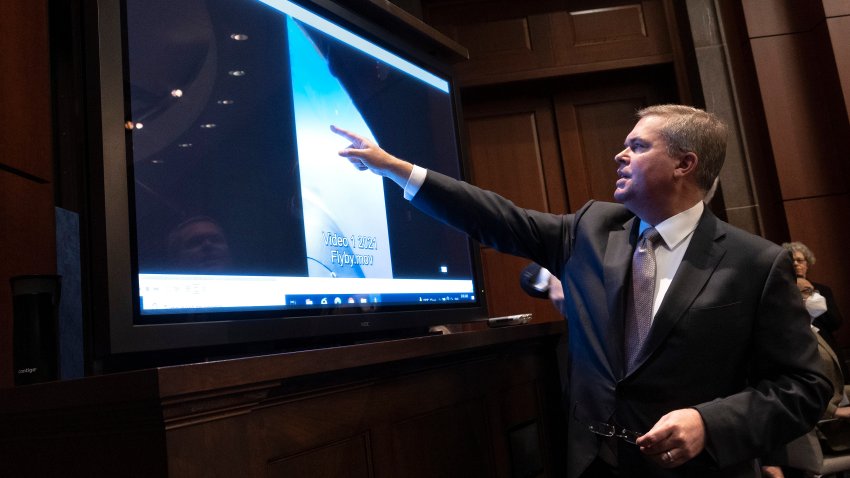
[625,227,662,371]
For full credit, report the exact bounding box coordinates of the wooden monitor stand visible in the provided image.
[0,321,567,477]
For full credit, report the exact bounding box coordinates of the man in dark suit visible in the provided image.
[331,104,830,477]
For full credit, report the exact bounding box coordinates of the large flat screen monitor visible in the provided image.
[91,0,487,368]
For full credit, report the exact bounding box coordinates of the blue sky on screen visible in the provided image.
[288,16,394,279]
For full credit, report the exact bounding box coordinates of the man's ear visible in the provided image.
[674,152,698,178]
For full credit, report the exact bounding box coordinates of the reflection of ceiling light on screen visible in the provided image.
[217,99,234,105]
[170,89,183,98]
[200,123,216,129]
[228,70,246,77]
[230,33,249,41]
[178,143,192,148]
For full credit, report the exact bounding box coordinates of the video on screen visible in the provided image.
[123,0,477,317]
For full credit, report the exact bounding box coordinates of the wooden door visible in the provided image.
[464,93,566,323]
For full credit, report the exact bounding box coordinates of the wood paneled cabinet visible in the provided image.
[423,0,674,86]
[0,322,567,478]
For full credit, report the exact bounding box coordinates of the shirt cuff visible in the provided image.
[533,268,552,292]
[403,165,427,201]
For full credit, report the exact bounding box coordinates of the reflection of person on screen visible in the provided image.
[167,216,233,274]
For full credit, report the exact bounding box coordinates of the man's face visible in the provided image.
[797,277,815,300]
[173,220,232,272]
[613,116,680,212]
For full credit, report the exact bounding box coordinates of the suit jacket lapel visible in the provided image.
[603,217,639,379]
[628,210,728,375]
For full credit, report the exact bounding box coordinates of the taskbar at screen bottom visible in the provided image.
[286,291,476,307]
[138,273,476,314]
[140,292,477,315]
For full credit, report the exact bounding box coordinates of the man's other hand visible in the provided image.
[636,408,706,468]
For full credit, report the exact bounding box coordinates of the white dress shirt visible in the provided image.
[638,201,704,321]
[403,164,428,200]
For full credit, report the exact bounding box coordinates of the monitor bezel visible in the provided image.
[90,0,488,367]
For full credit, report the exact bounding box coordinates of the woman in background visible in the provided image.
[783,241,845,364]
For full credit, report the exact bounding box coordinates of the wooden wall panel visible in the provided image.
[0,1,52,180]
[423,0,567,22]
[828,15,850,121]
[267,435,371,478]
[570,5,648,43]
[750,25,847,200]
[551,1,672,67]
[450,15,555,76]
[465,110,562,212]
[427,1,673,86]
[488,381,556,477]
[555,97,648,209]
[168,408,258,477]
[823,0,850,17]
[389,403,493,477]
[459,17,533,54]
[741,0,824,37]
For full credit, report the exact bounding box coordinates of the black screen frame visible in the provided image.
[87,0,488,369]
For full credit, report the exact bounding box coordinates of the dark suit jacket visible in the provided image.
[812,282,846,379]
[412,171,831,477]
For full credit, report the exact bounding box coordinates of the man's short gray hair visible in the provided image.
[637,104,728,192]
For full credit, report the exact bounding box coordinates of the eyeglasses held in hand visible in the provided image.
[574,404,643,445]
[587,422,642,444]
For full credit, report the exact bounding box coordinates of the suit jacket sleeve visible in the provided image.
[814,331,846,418]
[693,248,831,466]
[411,170,573,276]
